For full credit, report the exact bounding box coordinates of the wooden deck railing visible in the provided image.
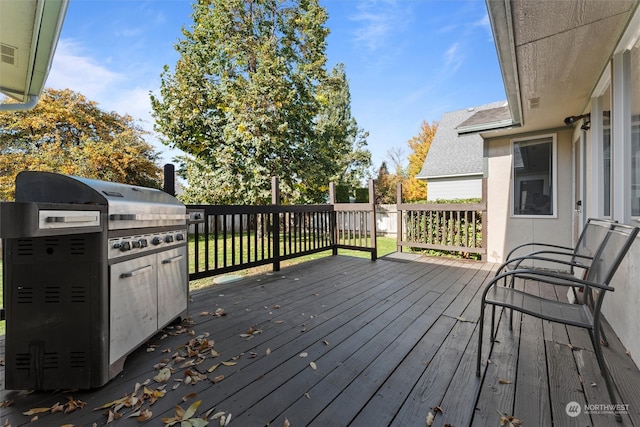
[186,179,377,280]
[396,182,487,259]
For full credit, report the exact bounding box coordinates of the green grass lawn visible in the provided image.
[0,237,399,335]
[189,236,398,290]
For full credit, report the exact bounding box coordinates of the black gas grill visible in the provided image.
[1,171,189,389]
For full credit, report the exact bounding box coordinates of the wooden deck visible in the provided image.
[2,254,640,426]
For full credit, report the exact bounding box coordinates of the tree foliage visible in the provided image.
[375,161,397,204]
[0,88,162,200]
[402,120,436,202]
[151,0,370,204]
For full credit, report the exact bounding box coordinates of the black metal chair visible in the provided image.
[496,218,617,343]
[476,223,639,423]
[500,217,616,276]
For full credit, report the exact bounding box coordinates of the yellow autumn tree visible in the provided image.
[0,88,162,200]
[402,120,437,202]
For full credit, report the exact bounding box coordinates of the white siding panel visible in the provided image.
[427,176,482,201]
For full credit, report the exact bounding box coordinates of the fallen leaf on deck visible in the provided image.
[299,352,308,358]
[137,408,152,422]
[0,400,13,408]
[182,392,198,402]
[22,407,51,416]
[310,361,317,370]
[266,348,271,355]
[426,411,435,426]
[212,375,225,383]
[208,364,220,373]
[498,379,512,385]
[322,340,329,346]
[214,308,227,317]
[222,361,237,366]
[433,405,443,414]
[273,305,281,309]
[283,418,291,427]
[154,367,172,383]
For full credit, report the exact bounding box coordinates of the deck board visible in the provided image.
[1,254,640,426]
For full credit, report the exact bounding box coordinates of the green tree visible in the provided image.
[0,88,162,200]
[151,0,370,204]
[375,161,397,204]
[402,120,436,202]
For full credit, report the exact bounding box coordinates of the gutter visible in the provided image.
[0,96,40,111]
[485,0,522,127]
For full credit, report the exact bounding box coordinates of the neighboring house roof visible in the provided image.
[417,101,507,180]
[0,0,68,110]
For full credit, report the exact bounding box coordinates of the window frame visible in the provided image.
[510,133,558,219]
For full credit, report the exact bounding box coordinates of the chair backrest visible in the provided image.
[574,218,617,258]
[585,224,639,286]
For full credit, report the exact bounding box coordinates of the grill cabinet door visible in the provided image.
[109,254,157,364]
[157,246,188,327]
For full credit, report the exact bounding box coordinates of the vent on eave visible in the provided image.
[528,97,540,109]
[1,43,17,66]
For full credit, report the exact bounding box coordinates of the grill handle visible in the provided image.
[110,213,189,221]
[162,254,185,265]
[45,214,99,223]
[120,265,153,279]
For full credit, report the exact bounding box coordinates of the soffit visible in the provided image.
[487,0,637,137]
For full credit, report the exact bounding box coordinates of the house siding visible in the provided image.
[426,176,482,201]
[485,129,574,264]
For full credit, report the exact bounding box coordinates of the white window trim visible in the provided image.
[510,133,558,219]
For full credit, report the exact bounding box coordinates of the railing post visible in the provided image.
[369,179,377,261]
[396,182,403,253]
[272,177,281,271]
[329,182,338,256]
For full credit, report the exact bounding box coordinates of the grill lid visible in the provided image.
[15,171,186,230]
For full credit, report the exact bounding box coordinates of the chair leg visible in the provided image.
[591,329,622,423]
[477,302,486,377]
[599,323,610,347]
[492,307,496,340]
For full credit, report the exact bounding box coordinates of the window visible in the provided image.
[512,135,556,216]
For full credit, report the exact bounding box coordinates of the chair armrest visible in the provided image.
[489,268,615,292]
[496,252,593,275]
[506,242,575,261]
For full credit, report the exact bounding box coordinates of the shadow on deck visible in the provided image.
[1,254,640,426]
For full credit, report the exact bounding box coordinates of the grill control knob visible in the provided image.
[132,240,141,249]
[120,241,131,251]
[165,235,174,243]
[139,239,148,248]
[176,233,184,241]
[151,237,162,245]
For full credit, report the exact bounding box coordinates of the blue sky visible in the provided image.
[46,0,506,171]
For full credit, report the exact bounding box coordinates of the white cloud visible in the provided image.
[443,42,463,75]
[350,0,407,52]
[47,39,125,104]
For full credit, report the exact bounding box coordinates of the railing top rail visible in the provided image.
[398,202,486,211]
[187,204,334,215]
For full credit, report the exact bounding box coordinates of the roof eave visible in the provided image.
[0,0,68,109]
[456,118,518,135]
